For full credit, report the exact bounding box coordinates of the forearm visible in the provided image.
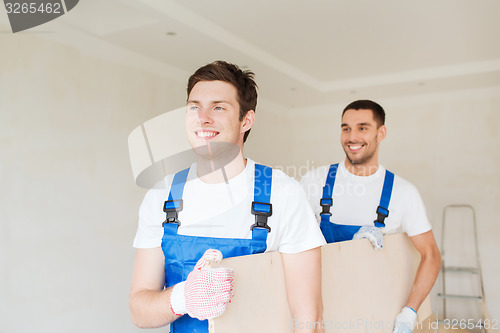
[405,249,441,311]
[129,286,178,328]
[282,247,325,333]
[291,306,325,333]
[129,248,177,328]
[289,291,324,333]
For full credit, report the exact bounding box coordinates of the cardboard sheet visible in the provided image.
[211,234,431,333]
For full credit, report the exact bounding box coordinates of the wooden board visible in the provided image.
[211,234,431,333]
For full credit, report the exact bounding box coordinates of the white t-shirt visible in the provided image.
[299,161,431,237]
[134,159,326,253]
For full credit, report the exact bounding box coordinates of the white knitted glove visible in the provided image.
[169,249,234,320]
[353,225,384,250]
[393,307,417,333]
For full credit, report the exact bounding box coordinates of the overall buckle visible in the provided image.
[251,201,272,232]
[374,205,389,227]
[320,198,333,215]
[162,199,183,226]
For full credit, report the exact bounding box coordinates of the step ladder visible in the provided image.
[437,204,494,333]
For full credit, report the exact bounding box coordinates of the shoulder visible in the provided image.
[303,165,332,179]
[391,172,421,196]
[386,171,427,211]
[299,165,336,198]
[270,167,296,184]
[253,163,299,190]
[139,175,174,213]
[249,160,304,197]
[300,165,332,184]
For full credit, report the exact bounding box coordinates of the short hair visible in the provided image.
[342,100,385,127]
[187,61,258,143]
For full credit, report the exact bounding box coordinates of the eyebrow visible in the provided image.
[187,99,232,105]
[341,122,372,127]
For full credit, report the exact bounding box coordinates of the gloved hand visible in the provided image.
[353,225,384,250]
[392,307,417,333]
[169,249,235,320]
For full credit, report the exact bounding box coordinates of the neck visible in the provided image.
[344,158,379,177]
[196,150,247,184]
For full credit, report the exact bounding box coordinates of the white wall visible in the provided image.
[0,30,185,332]
[245,100,295,170]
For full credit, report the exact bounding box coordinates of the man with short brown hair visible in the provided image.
[130,61,326,333]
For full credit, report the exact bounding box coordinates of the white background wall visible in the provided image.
[1,27,499,332]
[0,30,185,332]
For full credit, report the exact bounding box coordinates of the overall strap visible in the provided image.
[251,164,273,232]
[163,168,190,226]
[374,170,394,228]
[320,164,339,216]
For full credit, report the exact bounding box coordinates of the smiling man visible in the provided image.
[300,100,441,333]
[129,61,326,333]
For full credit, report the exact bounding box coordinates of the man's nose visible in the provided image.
[197,108,213,124]
[347,129,360,142]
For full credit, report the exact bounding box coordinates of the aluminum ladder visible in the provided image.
[437,204,492,332]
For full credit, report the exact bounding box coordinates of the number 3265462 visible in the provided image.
[443,319,498,330]
[5,2,62,14]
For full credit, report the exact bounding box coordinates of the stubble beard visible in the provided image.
[344,144,376,166]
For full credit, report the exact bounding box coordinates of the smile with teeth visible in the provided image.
[196,130,219,139]
[348,143,365,151]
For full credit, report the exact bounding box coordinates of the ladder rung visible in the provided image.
[443,266,478,273]
[437,293,482,300]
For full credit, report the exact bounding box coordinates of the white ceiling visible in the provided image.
[27,0,500,107]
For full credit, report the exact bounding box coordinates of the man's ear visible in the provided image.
[378,125,387,142]
[241,110,255,133]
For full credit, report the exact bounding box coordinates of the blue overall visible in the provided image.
[161,164,273,333]
[319,163,395,243]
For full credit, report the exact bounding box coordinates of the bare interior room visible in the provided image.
[1,1,499,332]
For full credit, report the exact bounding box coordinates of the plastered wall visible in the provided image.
[0,30,185,332]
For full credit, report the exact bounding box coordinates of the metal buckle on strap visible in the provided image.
[320,198,333,216]
[251,201,272,232]
[162,199,183,226]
